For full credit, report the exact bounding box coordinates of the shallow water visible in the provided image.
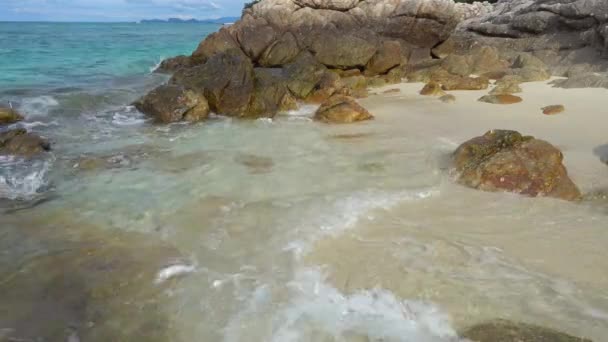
[1,23,608,342]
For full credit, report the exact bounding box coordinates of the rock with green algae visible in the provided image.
[0,107,24,125]
[0,128,51,158]
[461,320,592,342]
[133,84,210,123]
[314,95,373,124]
[451,130,581,201]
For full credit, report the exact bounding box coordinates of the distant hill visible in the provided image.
[140,17,239,24]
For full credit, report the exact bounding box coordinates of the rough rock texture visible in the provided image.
[542,104,565,115]
[461,320,592,342]
[134,85,209,123]
[314,95,374,123]
[478,94,523,104]
[435,0,608,75]
[0,128,51,158]
[143,0,488,121]
[420,81,447,96]
[451,130,581,201]
[0,107,24,125]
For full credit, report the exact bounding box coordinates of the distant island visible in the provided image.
[140,17,239,24]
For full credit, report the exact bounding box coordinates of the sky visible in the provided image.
[0,0,247,22]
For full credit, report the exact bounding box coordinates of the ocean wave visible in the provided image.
[283,188,439,258]
[111,106,148,126]
[17,95,59,117]
[150,56,165,73]
[224,268,459,342]
[0,155,53,201]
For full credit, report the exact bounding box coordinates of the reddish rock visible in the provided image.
[478,94,522,104]
[451,130,581,201]
[542,105,565,115]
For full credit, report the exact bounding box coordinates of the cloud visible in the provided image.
[1,0,245,21]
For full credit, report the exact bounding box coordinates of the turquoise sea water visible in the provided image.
[0,22,217,90]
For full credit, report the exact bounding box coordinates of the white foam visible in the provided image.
[224,268,460,342]
[284,188,439,258]
[18,96,59,117]
[0,157,53,200]
[155,263,196,284]
[150,56,165,73]
[284,104,319,117]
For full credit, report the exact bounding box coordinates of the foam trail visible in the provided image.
[155,263,196,284]
[18,96,59,117]
[224,268,461,342]
[284,188,439,258]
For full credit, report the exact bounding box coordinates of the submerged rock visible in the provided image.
[0,216,188,342]
[420,81,446,96]
[0,107,24,125]
[542,105,565,115]
[478,94,522,105]
[134,84,209,123]
[439,94,456,103]
[490,76,522,95]
[451,130,581,201]
[0,128,51,158]
[314,95,373,124]
[461,320,592,342]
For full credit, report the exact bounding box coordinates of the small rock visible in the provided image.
[490,77,522,95]
[441,76,489,91]
[542,105,565,115]
[234,153,274,174]
[382,88,401,94]
[314,95,374,124]
[134,84,209,123]
[478,94,523,105]
[0,107,24,125]
[420,81,446,96]
[439,94,456,103]
[0,129,51,158]
[461,320,591,342]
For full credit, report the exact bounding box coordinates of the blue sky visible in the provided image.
[0,0,247,22]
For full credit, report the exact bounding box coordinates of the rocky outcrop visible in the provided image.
[451,130,581,201]
[0,128,51,158]
[461,320,592,342]
[133,85,209,123]
[0,107,24,125]
[314,95,374,123]
[142,0,480,121]
[435,0,608,75]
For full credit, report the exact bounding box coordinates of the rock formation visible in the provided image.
[435,0,608,76]
[451,130,581,201]
[138,0,483,121]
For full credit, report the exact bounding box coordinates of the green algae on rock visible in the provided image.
[451,130,581,201]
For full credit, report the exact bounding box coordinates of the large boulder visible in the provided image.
[282,52,329,99]
[310,31,378,69]
[0,107,24,125]
[365,40,404,76]
[434,0,608,73]
[258,31,301,67]
[451,130,581,201]
[461,320,591,342]
[0,128,51,158]
[191,28,243,65]
[249,68,292,118]
[134,85,209,123]
[171,50,255,117]
[314,95,373,124]
[233,16,278,61]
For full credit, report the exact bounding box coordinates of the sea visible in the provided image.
[0,22,607,342]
